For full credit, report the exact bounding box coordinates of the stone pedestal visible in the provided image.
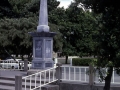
[29,32,56,69]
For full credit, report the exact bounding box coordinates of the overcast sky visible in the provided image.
[57,0,73,8]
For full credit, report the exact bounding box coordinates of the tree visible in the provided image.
[59,1,97,63]
[79,0,120,90]
[0,17,37,60]
[49,23,63,52]
[0,0,61,19]
[0,0,31,18]
[0,0,13,18]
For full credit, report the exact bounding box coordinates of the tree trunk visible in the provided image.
[103,66,113,90]
[21,54,24,61]
[65,55,68,64]
[16,54,18,57]
[28,53,32,61]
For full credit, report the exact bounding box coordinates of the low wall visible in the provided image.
[59,82,120,90]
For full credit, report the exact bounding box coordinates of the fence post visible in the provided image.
[15,75,22,90]
[89,64,94,86]
[54,58,58,64]
[24,59,28,72]
[56,63,62,84]
[70,58,72,66]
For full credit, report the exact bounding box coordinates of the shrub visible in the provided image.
[72,58,97,66]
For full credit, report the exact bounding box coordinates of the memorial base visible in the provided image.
[32,60,54,69]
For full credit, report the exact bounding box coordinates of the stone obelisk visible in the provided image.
[37,0,49,32]
[29,0,56,69]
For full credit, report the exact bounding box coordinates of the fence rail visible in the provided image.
[61,65,89,82]
[0,60,31,70]
[60,65,120,84]
[22,66,57,90]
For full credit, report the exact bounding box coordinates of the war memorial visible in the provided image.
[29,0,56,69]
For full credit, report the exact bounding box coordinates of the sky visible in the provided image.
[57,0,73,8]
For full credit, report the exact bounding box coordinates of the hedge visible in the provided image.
[72,58,97,66]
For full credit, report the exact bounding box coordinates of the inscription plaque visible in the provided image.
[45,40,51,58]
[35,40,42,58]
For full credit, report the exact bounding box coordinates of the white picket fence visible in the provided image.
[61,65,120,84]
[22,66,57,90]
[61,65,89,82]
[0,60,31,70]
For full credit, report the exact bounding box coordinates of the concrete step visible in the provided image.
[41,85,59,90]
[0,76,58,90]
[0,84,59,90]
[0,78,44,88]
[0,79,15,86]
[22,85,59,90]
[0,76,15,81]
[0,85,14,90]
[0,85,31,90]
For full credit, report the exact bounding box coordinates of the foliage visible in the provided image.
[72,58,97,66]
[59,1,97,62]
[0,0,31,18]
[0,17,37,56]
[77,0,120,90]
[0,0,13,18]
[49,23,63,52]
